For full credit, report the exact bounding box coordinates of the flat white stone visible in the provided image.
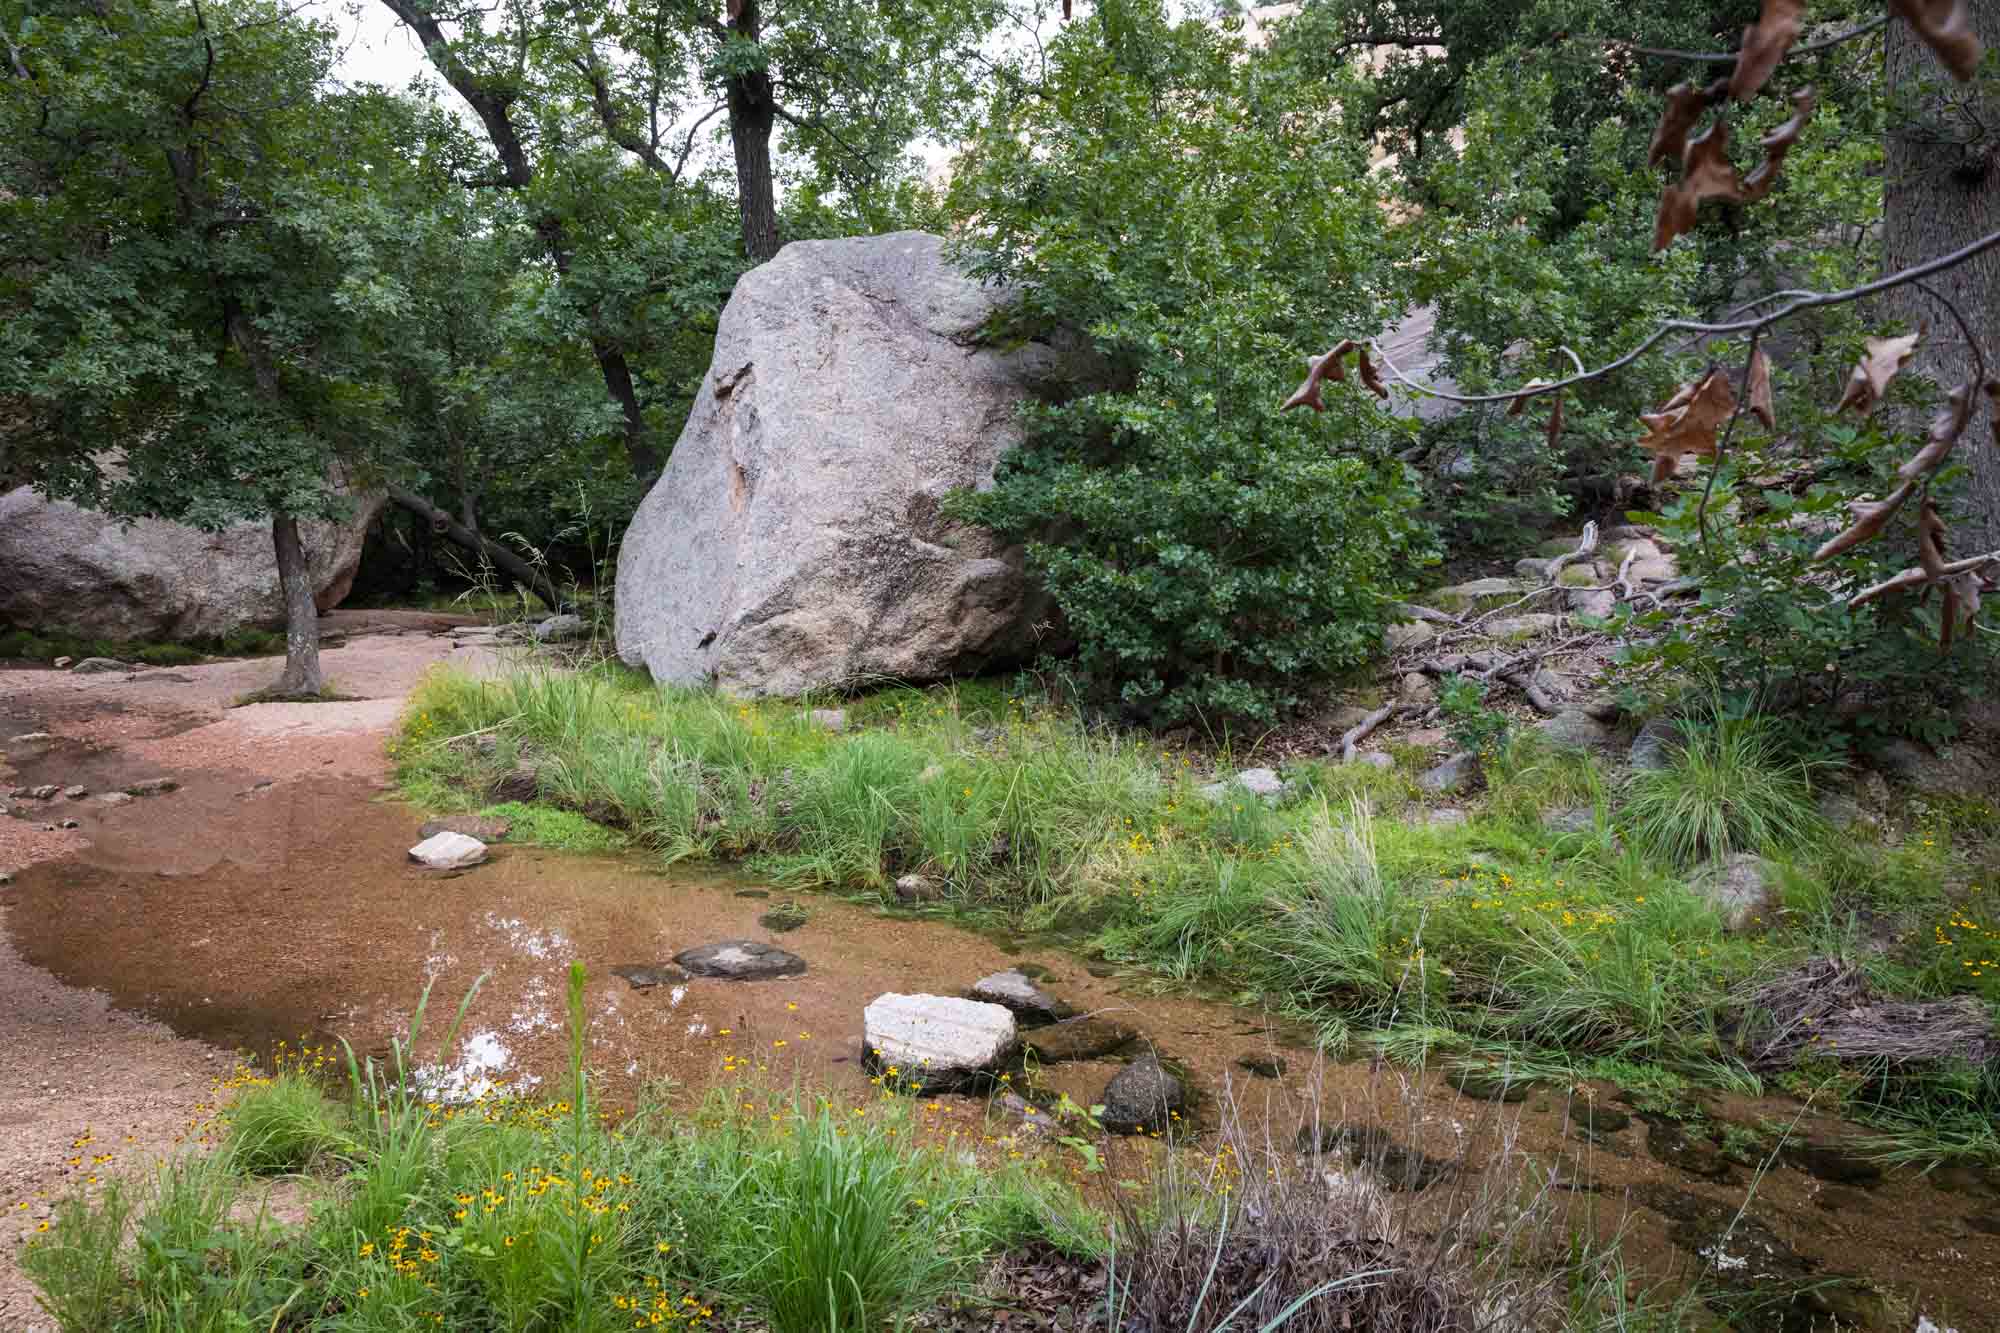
[863,993,1016,1089]
[408,830,488,869]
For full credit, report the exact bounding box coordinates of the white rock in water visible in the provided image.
[408,831,489,869]
[863,993,1016,1091]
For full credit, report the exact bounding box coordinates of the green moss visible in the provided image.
[478,801,628,853]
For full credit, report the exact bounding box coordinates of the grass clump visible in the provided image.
[1620,712,1826,866]
[223,1071,360,1174]
[480,800,628,853]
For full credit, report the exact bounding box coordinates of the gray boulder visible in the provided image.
[863,993,1017,1091]
[1538,709,1615,750]
[1100,1054,1185,1135]
[615,232,1079,695]
[1693,853,1779,932]
[1419,752,1479,794]
[531,613,587,643]
[0,482,380,642]
[70,657,131,674]
[1199,767,1290,803]
[1628,717,1683,772]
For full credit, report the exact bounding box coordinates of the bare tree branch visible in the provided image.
[1604,14,1888,65]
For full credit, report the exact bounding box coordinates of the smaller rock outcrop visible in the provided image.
[967,970,1073,1026]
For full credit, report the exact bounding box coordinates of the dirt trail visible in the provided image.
[0,617,499,1331]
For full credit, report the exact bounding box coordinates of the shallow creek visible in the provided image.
[5,759,1997,1329]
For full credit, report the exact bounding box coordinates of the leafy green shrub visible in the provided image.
[944,0,1432,727]
[1620,713,1825,866]
[1437,674,1509,763]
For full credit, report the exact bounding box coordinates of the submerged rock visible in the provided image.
[610,964,688,991]
[408,831,489,870]
[1295,1121,1454,1192]
[1099,1055,1184,1135]
[673,939,807,980]
[863,993,1017,1091]
[1023,1016,1140,1063]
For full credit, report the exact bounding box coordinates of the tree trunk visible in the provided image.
[270,514,325,697]
[727,73,781,261]
[1882,2,2000,552]
[725,0,781,263]
[594,338,664,484]
[387,486,565,611]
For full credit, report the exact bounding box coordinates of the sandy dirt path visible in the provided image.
[0,615,505,1331]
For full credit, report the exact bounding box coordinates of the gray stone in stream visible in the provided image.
[863,993,1017,1091]
[7,732,54,745]
[531,613,587,643]
[611,963,688,990]
[20,785,58,801]
[674,939,808,980]
[96,792,134,807]
[1418,752,1478,795]
[123,777,179,796]
[1099,1055,1184,1136]
[408,831,489,870]
[1627,717,1682,771]
[614,232,1079,696]
[967,970,1073,1027]
[61,786,86,800]
[758,904,810,933]
[70,657,131,674]
[1198,767,1290,803]
[419,815,512,843]
[1691,853,1778,933]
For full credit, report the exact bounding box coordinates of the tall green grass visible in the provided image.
[1620,712,1827,865]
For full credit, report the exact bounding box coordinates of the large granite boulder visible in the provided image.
[615,231,1076,695]
[0,484,381,641]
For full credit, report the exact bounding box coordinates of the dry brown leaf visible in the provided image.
[1731,0,1804,102]
[1355,346,1390,400]
[1637,371,1736,477]
[1741,88,1816,202]
[1814,480,1918,560]
[1653,120,1743,250]
[1898,379,1977,480]
[1746,346,1776,430]
[1282,339,1356,413]
[1546,388,1566,451]
[1942,571,1983,648]
[1835,330,1922,415]
[1919,498,1950,579]
[1888,0,1985,81]
[1649,82,1715,167]
[1848,564,1931,609]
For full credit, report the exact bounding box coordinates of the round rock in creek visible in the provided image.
[1099,1054,1185,1136]
[407,830,489,870]
[967,969,1073,1026]
[863,993,1017,1092]
[673,939,808,980]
